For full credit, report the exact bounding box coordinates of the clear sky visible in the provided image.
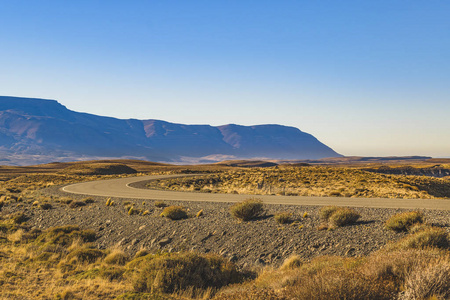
[1,1,449,157]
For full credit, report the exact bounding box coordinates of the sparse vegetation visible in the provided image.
[230,198,264,221]
[385,211,424,232]
[0,160,449,299]
[131,252,244,295]
[160,206,188,220]
[146,166,450,199]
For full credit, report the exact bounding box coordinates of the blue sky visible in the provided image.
[1,1,449,157]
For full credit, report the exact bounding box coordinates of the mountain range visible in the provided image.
[0,96,341,165]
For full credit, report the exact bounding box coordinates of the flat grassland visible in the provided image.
[0,160,449,299]
[147,165,450,199]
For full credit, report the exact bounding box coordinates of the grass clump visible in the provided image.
[154,201,167,208]
[319,206,360,229]
[385,211,424,232]
[392,227,449,250]
[230,198,264,221]
[280,255,303,270]
[83,197,95,204]
[274,212,291,224]
[160,206,188,220]
[104,249,129,265]
[66,247,105,264]
[68,201,86,209]
[131,252,243,294]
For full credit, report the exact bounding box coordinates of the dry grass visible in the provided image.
[319,206,360,229]
[160,206,188,220]
[146,166,450,199]
[385,211,424,232]
[274,212,292,224]
[230,198,265,221]
[130,252,245,295]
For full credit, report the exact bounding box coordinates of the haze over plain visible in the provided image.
[1,1,449,157]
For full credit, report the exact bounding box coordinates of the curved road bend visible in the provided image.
[61,175,450,210]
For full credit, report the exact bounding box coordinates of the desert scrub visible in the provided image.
[154,200,167,208]
[83,197,95,204]
[131,252,244,294]
[319,206,360,229]
[385,211,424,232]
[65,247,105,264]
[160,206,188,220]
[230,198,264,221]
[390,227,450,250]
[280,255,303,270]
[68,201,86,208]
[402,259,450,300]
[104,249,129,265]
[274,212,291,224]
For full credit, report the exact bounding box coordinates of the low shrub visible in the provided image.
[160,206,188,220]
[328,208,360,227]
[319,206,339,221]
[319,206,360,228]
[385,211,424,232]
[402,260,450,300]
[274,212,291,224]
[395,227,449,250]
[83,197,95,204]
[69,201,86,209]
[104,249,129,265]
[66,248,105,264]
[132,252,243,294]
[280,255,303,270]
[230,198,264,221]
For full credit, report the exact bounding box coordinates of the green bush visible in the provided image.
[230,198,264,221]
[160,206,188,220]
[132,252,243,294]
[385,211,424,232]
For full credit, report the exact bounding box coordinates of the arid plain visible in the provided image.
[1,159,449,299]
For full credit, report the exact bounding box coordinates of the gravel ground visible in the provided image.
[3,184,449,269]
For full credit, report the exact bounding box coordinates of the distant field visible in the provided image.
[147,166,450,199]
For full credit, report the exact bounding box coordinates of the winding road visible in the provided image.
[61,175,450,210]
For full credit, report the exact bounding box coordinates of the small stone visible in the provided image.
[131,238,139,246]
[345,248,356,256]
[255,258,265,265]
[229,254,238,262]
[158,238,172,247]
[139,225,146,230]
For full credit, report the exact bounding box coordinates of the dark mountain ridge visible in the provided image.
[0,96,341,165]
